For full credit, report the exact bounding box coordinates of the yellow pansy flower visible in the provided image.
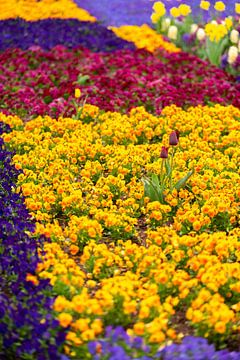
[235,3,240,14]
[179,4,192,16]
[75,88,81,99]
[170,7,181,17]
[214,1,226,11]
[151,12,161,24]
[153,1,166,17]
[200,1,210,10]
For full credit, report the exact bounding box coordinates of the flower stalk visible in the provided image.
[142,130,194,204]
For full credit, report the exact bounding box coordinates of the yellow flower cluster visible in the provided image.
[205,21,230,42]
[37,242,86,289]
[1,101,240,353]
[170,4,192,17]
[0,0,96,21]
[151,1,166,24]
[64,215,103,248]
[186,291,235,335]
[110,24,180,53]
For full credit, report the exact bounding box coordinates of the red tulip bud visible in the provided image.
[160,146,168,158]
[169,130,179,146]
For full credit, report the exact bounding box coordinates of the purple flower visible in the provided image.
[0,18,135,52]
[220,54,228,69]
[0,122,66,358]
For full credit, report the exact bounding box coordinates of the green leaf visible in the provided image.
[142,177,164,203]
[142,178,158,201]
[142,178,155,200]
[164,160,171,177]
[205,37,228,67]
[43,95,53,104]
[151,173,160,188]
[76,74,90,85]
[174,169,194,191]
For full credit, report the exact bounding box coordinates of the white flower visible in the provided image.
[227,46,239,64]
[190,24,198,34]
[230,29,239,44]
[167,25,178,40]
[196,28,206,41]
[161,17,171,31]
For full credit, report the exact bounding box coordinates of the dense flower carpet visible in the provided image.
[0,1,240,359]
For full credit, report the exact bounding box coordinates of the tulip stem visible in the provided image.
[169,148,175,191]
[160,158,164,185]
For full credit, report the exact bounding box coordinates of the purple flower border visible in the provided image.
[0,122,67,359]
[0,18,135,52]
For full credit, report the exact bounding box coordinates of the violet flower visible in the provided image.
[0,18,135,52]
[0,122,67,359]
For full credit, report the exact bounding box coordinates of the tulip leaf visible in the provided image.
[174,169,194,190]
[164,160,171,177]
[142,176,164,203]
[151,173,160,188]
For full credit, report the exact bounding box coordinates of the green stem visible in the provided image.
[160,158,164,185]
[169,148,175,191]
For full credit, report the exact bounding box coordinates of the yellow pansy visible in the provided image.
[170,7,181,17]
[235,3,240,14]
[200,1,210,10]
[179,4,192,16]
[153,1,166,17]
[214,1,226,11]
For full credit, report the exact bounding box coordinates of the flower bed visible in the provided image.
[0,46,239,120]
[0,19,135,52]
[1,1,240,359]
[1,101,240,358]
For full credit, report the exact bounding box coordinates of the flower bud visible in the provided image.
[182,33,193,45]
[190,24,198,34]
[227,46,238,64]
[168,25,178,40]
[161,17,171,31]
[75,88,81,98]
[160,146,168,158]
[175,130,180,140]
[169,131,179,146]
[196,28,206,41]
[230,29,239,44]
[220,54,228,68]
